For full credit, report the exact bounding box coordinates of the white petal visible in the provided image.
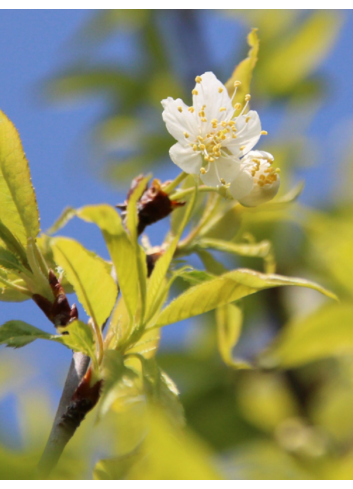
[192,72,233,127]
[227,111,261,157]
[214,155,241,184]
[239,176,280,207]
[200,162,219,187]
[228,168,254,200]
[169,143,203,174]
[162,97,198,142]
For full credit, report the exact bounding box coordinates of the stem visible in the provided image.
[170,185,220,201]
[163,171,187,194]
[37,352,90,478]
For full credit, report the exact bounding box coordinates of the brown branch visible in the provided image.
[37,352,91,478]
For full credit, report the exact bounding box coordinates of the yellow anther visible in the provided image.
[195,76,202,83]
[188,107,195,113]
[233,80,241,87]
[220,134,226,140]
[261,130,268,135]
[252,158,261,164]
[199,144,206,150]
[246,116,250,123]
[234,103,242,110]
[258,181,265,187]
[218,87,223,93]
[221,121,227,127]
[259,174,265,181]
[211,118,218,125]
[184,132,189,138]
[204,155,210,161]
[200,167,206,174]
[245,94,251,102]
[240,145,246,151]
[201,117,207,122]
[192,89,198,95]
[229,120,236,126]
[197,136,204,141]
[178,106,183,113]
[275,168,281,173]
[193,144,198,151]
[232,134,237,139]
[219,107,226,112]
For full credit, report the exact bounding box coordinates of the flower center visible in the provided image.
[249,157,280,187]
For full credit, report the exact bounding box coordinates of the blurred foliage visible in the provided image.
[2,8,353,481]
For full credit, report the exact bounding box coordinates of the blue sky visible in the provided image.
[0,10,353,439]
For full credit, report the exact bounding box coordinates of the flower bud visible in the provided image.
[237,151,280,207]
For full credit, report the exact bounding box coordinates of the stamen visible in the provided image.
[200,168,206,174]
[195,76,202,83]
[234,103,242,111]
[192,144,198,151]
[184,132,189,138]
[218,87,223,93]
[220,178,226,185]
[219,107,226,112]
[261,130,268,135]
[178,106,183,113]
[246,116,251,123]
[192,89,198,96]
[240,145,246,151]
[233,81,241,87]
[188,107,195,113]
[197,136,204,141]
[245,94,251,102]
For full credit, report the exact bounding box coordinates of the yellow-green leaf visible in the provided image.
[52,237,117,326]
[216,303,250,369]
[77,204,139,320]
[261,303,353,369]
[58,320,97,366]
[225,28,259,115]
[152,269,336,329]
[0,110,39,243]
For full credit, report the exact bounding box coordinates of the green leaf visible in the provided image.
[261,303,353,369]
[45,206,76,235]
[216,303,250,369]
[125,176,149,243]
[97,349,139,419]
[260,11,342,94]
[0,320,53,348]
[124,407,222,480]
[152,269,337,329]
[77,204,139,320]
[51,237,117,326]
[0,247,26,273]
[197,238,272,258]
[146,184,198,321]
[197,249,227,275]
[0,319,97,362]
[178,270,215,286]
[58,320,97,367]
[225,28,259,115]
[0,110,39,243]
[199,203,242,241]
[139,357,184,427]
[0,220,29,268]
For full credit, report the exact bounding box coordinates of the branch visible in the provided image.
[37,351,90,478]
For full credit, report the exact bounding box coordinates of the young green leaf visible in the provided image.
[77,204,139,320]
[216,303,250,369]
[225,28,259,116]
[0,247,27,273]
[0,320,53,348]
[146,184,197,321]
[197,238,272,258]
[51,237,117,326]
[152,269,337,329]
[260,303,353,369]
[58,320,97,367]
[0,319,97,364]
[0,220,29,268]
[0,110,40,244]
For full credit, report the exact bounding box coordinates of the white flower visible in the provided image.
[162,72,264,188]
[230,150,280,206]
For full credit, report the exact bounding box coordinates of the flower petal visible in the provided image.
[227,111,261,157]
[162,97,198,143]
[169,143,203,174]
[228,167,254,201]
[192,72,233,127]
[214,155,241,184]
[200,162,219,187]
